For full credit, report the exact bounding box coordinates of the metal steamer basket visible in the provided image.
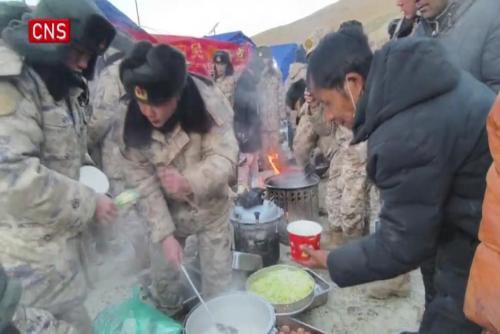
[265,170,320,244]
[231,200,284,267]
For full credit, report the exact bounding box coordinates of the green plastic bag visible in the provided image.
[93,288,183,334]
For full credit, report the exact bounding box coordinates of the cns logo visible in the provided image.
[28,19,70,43]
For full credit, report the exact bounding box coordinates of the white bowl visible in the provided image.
[79,166,110,194]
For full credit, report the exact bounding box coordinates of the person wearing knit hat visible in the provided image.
[212,50,236,106]
[119,41,238,314]
[0,0,117,332]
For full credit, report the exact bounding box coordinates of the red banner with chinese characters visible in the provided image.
[153,34,253,78]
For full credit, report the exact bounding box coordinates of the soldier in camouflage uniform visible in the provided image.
[213,50,237,107]
[255,46,287,168]
[119,42,238,313]
[0,0,117,332]
[293,102,337,168]
[284,49,307,138]
[86,35,154,274]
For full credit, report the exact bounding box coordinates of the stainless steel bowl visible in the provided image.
[184,292,276,334]
[246,265,315,316]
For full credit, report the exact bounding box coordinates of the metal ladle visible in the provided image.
[180,265,238,334]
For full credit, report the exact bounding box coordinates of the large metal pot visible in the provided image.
[231,200,284,267]
[184,292,276,334]
[265,170,320,244]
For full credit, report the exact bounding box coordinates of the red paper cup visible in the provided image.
[287,220,323,261]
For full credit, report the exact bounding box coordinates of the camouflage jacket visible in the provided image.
[284,62,307,92]
[88,60,125,151]
[328,125,371,235]
[293,102,337,167]
[122,77,238,243]
[257,69,286,132]
[87,60,128,195]
[0,42,97,267]
[215,74,236,107]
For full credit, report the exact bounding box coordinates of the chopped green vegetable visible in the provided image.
[114,190,140,208]
[248,268,314,304]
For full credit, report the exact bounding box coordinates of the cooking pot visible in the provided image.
[265,170,320,245]
[231,200,283,266]
[184,292,276,334]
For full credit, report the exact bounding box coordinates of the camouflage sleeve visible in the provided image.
[0,83,97,231]
[278,79,287,121]
[13,306,78,334]
[183,112,239,203]
[87,63,124,150]
[293,104,319,167]
[339,141,370,236]
[121,147,176,243]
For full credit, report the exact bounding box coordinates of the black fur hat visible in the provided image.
[120,42,188,105]
[213,50,231,64]
[213,50,234,76]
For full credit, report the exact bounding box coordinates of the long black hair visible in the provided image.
[123,75,213,149]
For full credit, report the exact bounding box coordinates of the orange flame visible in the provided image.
[267,153,281,175]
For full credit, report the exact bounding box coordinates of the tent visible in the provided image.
[270,43,305,81]
[153,34,253,77]
[95,0,156,42]
[205,31,255,46]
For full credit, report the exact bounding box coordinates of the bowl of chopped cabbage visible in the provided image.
[246,265,315,316]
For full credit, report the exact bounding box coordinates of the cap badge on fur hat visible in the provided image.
[215,55,222,63]
[134,86,148,102]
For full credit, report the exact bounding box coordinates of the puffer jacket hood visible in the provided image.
[353,37,460,144]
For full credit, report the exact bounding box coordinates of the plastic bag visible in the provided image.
[93,288,183,334]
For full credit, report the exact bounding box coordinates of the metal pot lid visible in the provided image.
[232,200,283,224]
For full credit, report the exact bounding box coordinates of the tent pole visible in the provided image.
[134,0,141,27]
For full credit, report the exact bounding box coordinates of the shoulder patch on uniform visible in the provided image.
[0,82,22,116]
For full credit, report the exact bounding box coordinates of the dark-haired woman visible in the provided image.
[300,27,494,333]
[213,50,236,106]
[119,42,238,312]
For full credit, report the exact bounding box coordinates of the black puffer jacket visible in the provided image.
[328,38,494,307]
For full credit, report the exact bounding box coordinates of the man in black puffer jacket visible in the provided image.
[302,28,495,333]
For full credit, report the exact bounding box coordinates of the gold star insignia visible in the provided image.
[134,86,148,102]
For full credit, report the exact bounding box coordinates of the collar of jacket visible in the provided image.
[426,0,475,36]
[151,123,190,166]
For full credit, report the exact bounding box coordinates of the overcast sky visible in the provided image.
[26,0,338,37]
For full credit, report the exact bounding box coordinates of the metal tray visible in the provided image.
[276,316,327,334]
[246,265,315,316]
[179,267,331,317]
[304,269,332,311]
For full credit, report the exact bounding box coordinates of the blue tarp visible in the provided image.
[205,31,256,46]
[95,0,156,41]
[95,0,142,31]
[270,43,302,81]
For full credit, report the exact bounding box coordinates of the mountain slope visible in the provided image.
[253,0,400,48]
